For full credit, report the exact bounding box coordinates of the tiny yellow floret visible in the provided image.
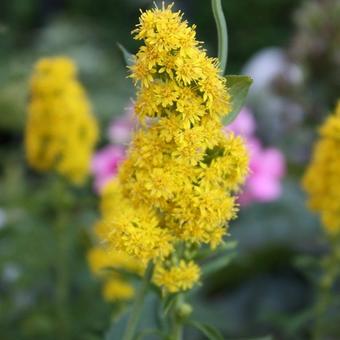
[153,261,201,293]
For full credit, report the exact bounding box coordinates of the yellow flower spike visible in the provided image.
[95,4,248,294]
[303,101,340,234]
[25,57,98,184]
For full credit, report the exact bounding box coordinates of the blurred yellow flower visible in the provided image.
[88,179,162,302]
[103,278,134,302]
[25,57,98,184]
[87,247,143,276]
[153,261,201,293]
[303,101,340,234]
[87,246,143,302]
[87,246,142,302]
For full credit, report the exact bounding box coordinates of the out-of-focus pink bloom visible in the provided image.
[246,137,262,158]
[241,175,282,205]
[224,108,256,137]
[108,119,132,145]
[92,105,135,193]
[254,148,285,178]
[108,105,135,145]
[225,107,286,205]
[91,145,125,193]
[244,147,285,204]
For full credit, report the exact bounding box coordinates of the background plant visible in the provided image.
[1,0,339,339]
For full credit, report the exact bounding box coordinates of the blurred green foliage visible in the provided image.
[1,0,302,69]
[1,0,339,339]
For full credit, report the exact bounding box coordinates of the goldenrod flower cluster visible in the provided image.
[303,101,340,234]
[97,5,248,293]
[87,246,142,302]
[25,57,98,184]
[88,180,144,301]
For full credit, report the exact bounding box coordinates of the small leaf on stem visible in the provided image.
[223,75,253,126]
[187,320,224,340]
[117,43,134,66]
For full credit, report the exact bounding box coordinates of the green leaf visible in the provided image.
[223,75,253,126]
[103,266,141,282]
[202,251,236,277]
[195,239,238,261]
[135,328,164,340]
[162,293,178,316]
[117,43,134,66]
[105,312,129,340]
[219,239,238,252]
[187,320,224,340]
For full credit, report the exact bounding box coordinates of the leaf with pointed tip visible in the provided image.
[195,239,238,261]
[102,266,141,282]
[117,43,134,66]
[104,311,129,340]
[223,75,253,125]
[187,320,224,340]
[202,250,236,277]
[162,293,178,316]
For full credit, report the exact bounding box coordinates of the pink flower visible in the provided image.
[108,119,132,145]
[91,145,125,193]
[225,108,286,205]
[244,147,285,204]
[108,105,136,145]
[224,108,256,137]
[253,148,285,179]
[91,105,136,193]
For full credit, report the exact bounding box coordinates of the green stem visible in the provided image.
[172,323,183,340]
[211,0,228,75]
[313,271,334,339]
[56,214,70,338]
[54,177,73,339]
[313,238,340,340]
[122,262,154,340]
[171,294,185,340]
[172,320,183,340]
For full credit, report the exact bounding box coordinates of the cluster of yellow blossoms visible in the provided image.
[93,4,248,294]
[303,101,340,234]
[88,182,144,301]
[87,247,137,301]
[25,57,98,184]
